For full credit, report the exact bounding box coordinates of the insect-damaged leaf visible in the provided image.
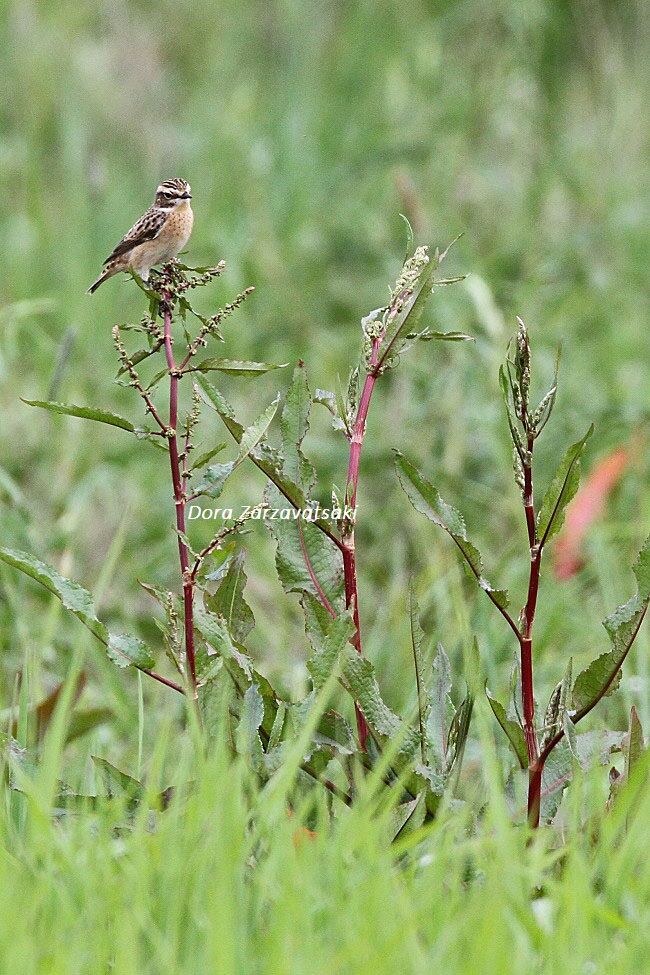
[486,688,528,769]
[571,537,650,718]
[536,426,593,545]
[395,453,509,610]
[0,548,154,669]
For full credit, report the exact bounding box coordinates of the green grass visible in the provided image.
[1,0,649,970]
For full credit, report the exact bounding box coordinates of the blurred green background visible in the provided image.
[1,0,648,758]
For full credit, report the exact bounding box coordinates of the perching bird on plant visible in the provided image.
[87,178,194,294]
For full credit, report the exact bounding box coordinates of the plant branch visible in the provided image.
[341,333,383,751]
[162,293,197,696]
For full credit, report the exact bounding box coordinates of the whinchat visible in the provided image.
[87,178,194,294]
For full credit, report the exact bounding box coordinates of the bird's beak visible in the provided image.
[181,193,192,199]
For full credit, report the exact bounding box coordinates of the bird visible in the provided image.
[87,178,194,294]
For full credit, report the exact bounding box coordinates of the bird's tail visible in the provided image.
[87,268,114,294]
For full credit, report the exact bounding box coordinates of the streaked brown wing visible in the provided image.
[102,208,167,265]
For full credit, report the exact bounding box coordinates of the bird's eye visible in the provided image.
[163,191,173,199]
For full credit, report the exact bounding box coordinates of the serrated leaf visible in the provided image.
[205,550,255,643]
[340,644,420,759]
[189,358,286,376]
[536,426,593,545]
[395,454,509,609]
[21,398,139,433]
[486,688,528,769]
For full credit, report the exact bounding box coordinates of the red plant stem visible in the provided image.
[163,295,197,696]
[342,336,383,751]
[521,432,542,825]
[140,667,185,694]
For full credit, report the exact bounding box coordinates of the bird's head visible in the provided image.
[155,178,192,209]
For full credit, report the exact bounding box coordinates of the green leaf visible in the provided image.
[446,694,473,776]
[540,740,572,822]
[280,363,315,491]
[197,378,337,538]
[65,708,113,744]
[340,644,420,759]
[0,547,156,670]
[194,604,253,691]
[571,538,650,718]
[21,398,139,434]
[313,388,348,434]
[425,644,453,771]
[486,688,528,769]
[408,586,427,760]
[235,683,265,771]
[205,550,255,643]
[193,397,279,499]
[498,365,525,460]
[625,706,645,782]
[541,657,573,748]
[265,484,344,606]
[395,453,509,610]
[531,344,561,438]
[189,442,228,472]
[92,757,142,800]
[0,547,105,640]
[106,633,154,670]
[189,358,286,376]
[378,251,436,369]
[418,330,474,342]
[536,426,593,545]
[306,610,356,692]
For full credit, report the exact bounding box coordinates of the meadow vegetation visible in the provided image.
[0,1,648,971]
